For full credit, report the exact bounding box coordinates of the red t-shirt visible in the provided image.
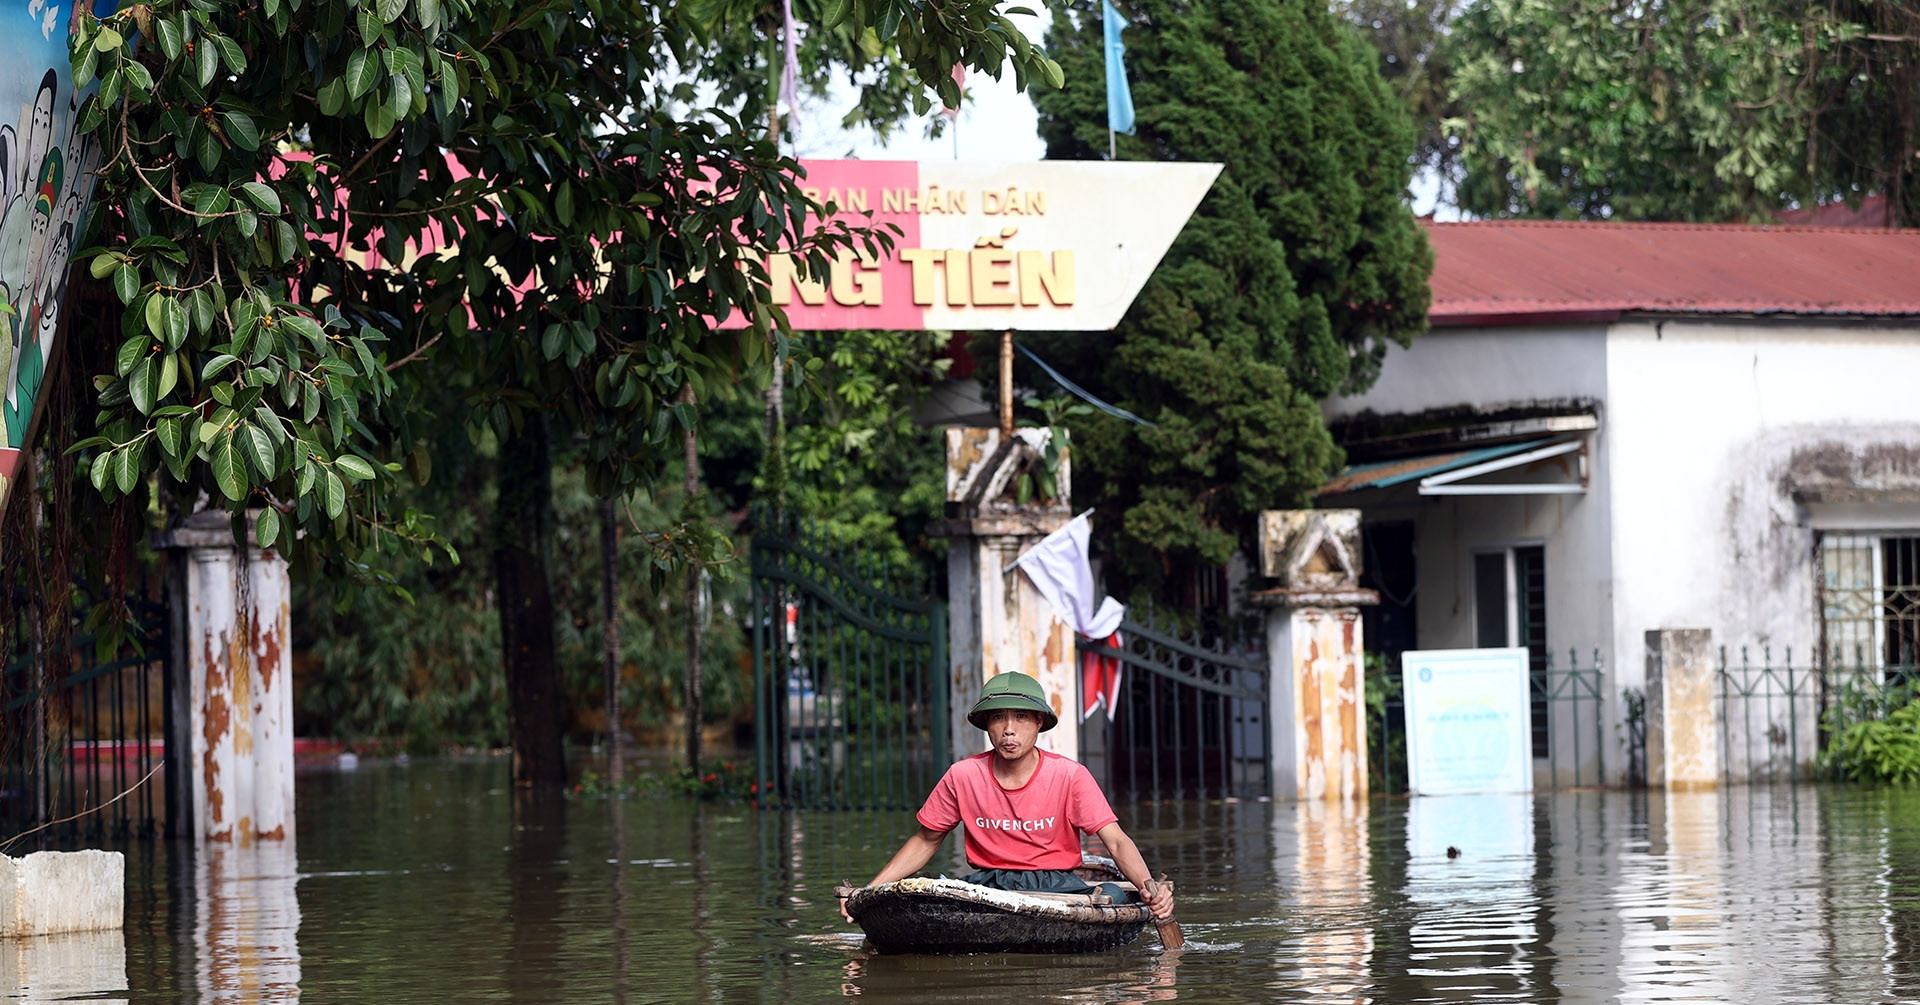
[917,749,1119,870]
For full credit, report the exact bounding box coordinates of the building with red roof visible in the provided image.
[1320,220,1920,785]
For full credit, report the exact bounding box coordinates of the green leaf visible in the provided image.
[157,415,183,458]
[241,423,277,477]
[190,289,215,334]
[363,99,396,139]
[201,354,240,380]
[416,0,441,30]
[318,77,345,117]
[157,353,180,401]
[213,35,246,75]
[113,264,139,304]
[164,298,189,349]
[90,450,112,491]
[114,443,139,495]
[257,507,282,550]
[335,455,377,482]
[128,357,156,415]
[239,182,282,214]
[323,470,346,519]
[197,35,219,86]
[144,295,166,338]
[274,220,300,262]
[223,111,261,152]
[346,47,379,100]
[282,314,325,347]
[93,27,123,51]
[823,0,851,28]
[378,0,406,24]
[194,128,221,173]
[212,435,247,502]
[116,335,147,377]
[389,71,413,119]
[555,181,574,226]
[89,253,120,279]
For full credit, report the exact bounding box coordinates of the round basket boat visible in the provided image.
[840,864,1151,955]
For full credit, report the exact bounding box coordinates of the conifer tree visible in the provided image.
[1029,0,1431,605]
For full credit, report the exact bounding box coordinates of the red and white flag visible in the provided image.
[1080,632,1124,721]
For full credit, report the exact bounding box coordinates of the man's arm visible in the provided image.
[1095,821,1176,921]
[840,825,949,923]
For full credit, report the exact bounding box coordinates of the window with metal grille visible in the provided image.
[1820,533,1920,676]
[1473,545,1550,758]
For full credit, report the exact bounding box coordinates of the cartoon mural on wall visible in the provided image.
[0,0,110,520]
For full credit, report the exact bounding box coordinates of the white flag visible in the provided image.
[1013,513,1124,639]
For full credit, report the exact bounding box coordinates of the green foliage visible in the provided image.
[1028,0,1431,598]
[69,0,1058,589]
[297,439,751,746]
[573,756,754,800]
[1335,0,1460,201]
[1446,0,1920,224]
[1363,650,1405,793]
[1821,684,1920,785]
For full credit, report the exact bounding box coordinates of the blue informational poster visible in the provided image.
[0,0,112,515]
[1402,647,1535,795]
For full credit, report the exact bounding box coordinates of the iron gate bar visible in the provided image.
[1076,614,1268,802]
[751,517,944,812]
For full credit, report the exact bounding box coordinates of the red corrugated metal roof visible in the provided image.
[1425,220,1920,326]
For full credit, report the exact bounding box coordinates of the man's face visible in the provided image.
[984,709,1041,762]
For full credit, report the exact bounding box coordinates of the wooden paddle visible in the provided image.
[1144,875,1184,949]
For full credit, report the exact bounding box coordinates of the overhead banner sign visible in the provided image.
[1,0,111,513]
[1402,647,1535,795]
[726,159,1221,332]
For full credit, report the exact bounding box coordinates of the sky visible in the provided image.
[787,7,1448,217]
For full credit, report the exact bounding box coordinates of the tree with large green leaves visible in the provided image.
[1026,0,1430,609]
[1446,0,1920,225]
[69,0,1060,785]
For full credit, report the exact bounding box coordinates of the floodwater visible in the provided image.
[11,757,1920,1003]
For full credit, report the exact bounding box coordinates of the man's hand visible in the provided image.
[1140,879,1176,921]
[839,891,855,924]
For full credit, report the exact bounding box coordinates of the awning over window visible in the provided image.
[1320,438,1586,497]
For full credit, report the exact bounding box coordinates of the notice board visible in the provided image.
[1402,647,1534,795]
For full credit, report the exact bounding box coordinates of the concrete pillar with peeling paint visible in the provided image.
[932,427,1079,762]
[156,510,295,843]
[1253,510,1376,801]
[1645,628,1718,789]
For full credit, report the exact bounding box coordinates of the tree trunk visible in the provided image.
[682,383,704,769]
[494,414,568,788]
[600,497,622,788]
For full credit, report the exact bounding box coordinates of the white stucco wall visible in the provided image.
[1604,319,1920,779]
[1339,317,1920,785]
[1327,325,1611,421]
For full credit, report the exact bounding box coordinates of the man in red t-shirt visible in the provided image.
[839,671,1175,924]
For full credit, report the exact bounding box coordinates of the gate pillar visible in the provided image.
[1252,510,1376,801]
[932,427,1079,762]
[1644,628,1718,789]
[156,510,294,843]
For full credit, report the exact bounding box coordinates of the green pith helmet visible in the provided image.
[967,672,1059,732]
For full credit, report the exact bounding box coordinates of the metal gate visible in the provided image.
[750,519,946,810]
[2,600,170,849]
[1076,612,1269,801]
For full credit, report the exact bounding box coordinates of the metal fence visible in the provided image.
[1371,648,1610,794]
[1,602,170,849]
[1716,644,1920,785]
[749,518,946,811]
[1076,612,1269,802]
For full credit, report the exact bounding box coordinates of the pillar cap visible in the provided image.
[1249,586,1379,609]
[152,509,268,550]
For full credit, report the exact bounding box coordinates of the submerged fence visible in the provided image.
[1717,645,1920,785]
[1,601,170,849]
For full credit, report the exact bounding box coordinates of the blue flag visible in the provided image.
[1103,0,1135,136]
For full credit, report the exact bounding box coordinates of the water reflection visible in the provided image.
[82,759,1920,1002]
[0,928,128,1004]
[193,841,302,1002]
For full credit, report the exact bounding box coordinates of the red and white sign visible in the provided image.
[732,159,1221,331]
